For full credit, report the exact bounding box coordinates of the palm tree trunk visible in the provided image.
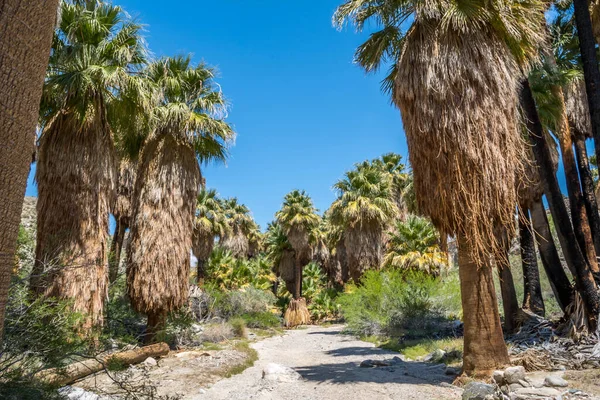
[196,259,206,286]
[521,80,600,330]
[556,108,600,275]
[145,310,167,344]
[496,230,520,334]
[572,0,600,161]
[573,132,600,258]
[458,235,510,376]
[519,206,545,317]
[109,218,127,284]
[293,261,303,299]
[0,0,59,342]
[530,199,574,312]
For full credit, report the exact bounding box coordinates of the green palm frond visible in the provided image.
[144,55,235,163]
[383,215,447,275]
[195,188,229,238]
[275,190,321,238]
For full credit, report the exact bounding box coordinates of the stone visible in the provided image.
[143,357,157,367]
[58,387,102,400]
[504,366,526,384]
[445,366,460,376]
[544,375,568,388]
[493,370,505,385]
[262,363,302,382]
[462,382,496,400]
[372,360,392,367]
[360,359,375,368]
[430,349,446,363]
[511,387,561,399]
[508,383,526,392]
[392,355,405,364]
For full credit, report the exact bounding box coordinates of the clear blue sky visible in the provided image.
[27,0,407,229]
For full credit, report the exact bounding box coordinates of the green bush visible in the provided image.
[209,286,277,320]
[240,311,281,328]
[339,270,460,338]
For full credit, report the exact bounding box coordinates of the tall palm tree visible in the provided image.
[33,0,146,331]
[109,157,137,284]
[265,222,294,295]
[193,188,229,286]
[126,56,234,342]
[220,198,256,258]
[383,215,447,276]
[276,190,321,327]
[0,0,59,342]
[330,162,398,282]
[521,80,600,330]
[335,0,545,375]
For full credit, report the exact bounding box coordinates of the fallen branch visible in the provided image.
[35,342,170,386]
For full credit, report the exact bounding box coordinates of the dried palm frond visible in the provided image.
[126,135,200,316]
[284,298,311,328]
[564,78,592,138]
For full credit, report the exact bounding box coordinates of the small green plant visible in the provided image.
[229,317,248,338]
[223,341,259,377]
[240,311,281,328]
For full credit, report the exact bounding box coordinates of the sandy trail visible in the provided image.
[194,325,462,400]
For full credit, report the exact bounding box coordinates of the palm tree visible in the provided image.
[109,157,137,284]
[276,190,320,327]
[330,163,398,283]
[193,188,229,286]
[33,0,146,331]
[369,153,409,219]
[126,56,234,342]
[521,79,600,330]
[220,198,256,258]
[571,0,600,158]
[383,215,447,276]
[0,0,59,341]
[334,0,545,375]
[265,222,295,294]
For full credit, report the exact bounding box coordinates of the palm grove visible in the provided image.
[1,0,600,383]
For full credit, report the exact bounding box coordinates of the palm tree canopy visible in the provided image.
[195,188,229,238]
[330,163,398,229]
[333,0,546,96]
[222,197,256,235]
[41,0,147,129]
[384,215,447,276]
[144,55,235,163]
[276,190,321,235]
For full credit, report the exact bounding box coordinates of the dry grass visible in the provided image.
[564,369,600,396]
[201,323,235,343]
[126,135,200,317]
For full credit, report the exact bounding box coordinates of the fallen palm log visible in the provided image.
[35,342,170,386]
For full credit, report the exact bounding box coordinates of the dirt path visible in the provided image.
[194,325,462,400]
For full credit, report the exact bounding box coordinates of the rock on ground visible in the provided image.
[462,382,496,400]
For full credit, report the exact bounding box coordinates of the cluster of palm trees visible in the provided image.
[2,0,235,341]
[334,0,600,376]
[264,155,448,326]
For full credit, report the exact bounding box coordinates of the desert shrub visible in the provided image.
[0,283,85,399]
[308,289,341,321]
[240,311,281,328]
[209,286,276,319]
[339,270,460,338]
[201,323,235,343]
[229,317,248,338]
[103,275,146,344]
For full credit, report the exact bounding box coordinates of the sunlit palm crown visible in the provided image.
[384,215,447,275]
[276,190,321,234]
[265,222,293,264]
[41,0,147,129]
[330,163,399,228]
[195,188,230,238]
[222,197,257,235]
[144,55,235,162]
[333,0,546,96]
